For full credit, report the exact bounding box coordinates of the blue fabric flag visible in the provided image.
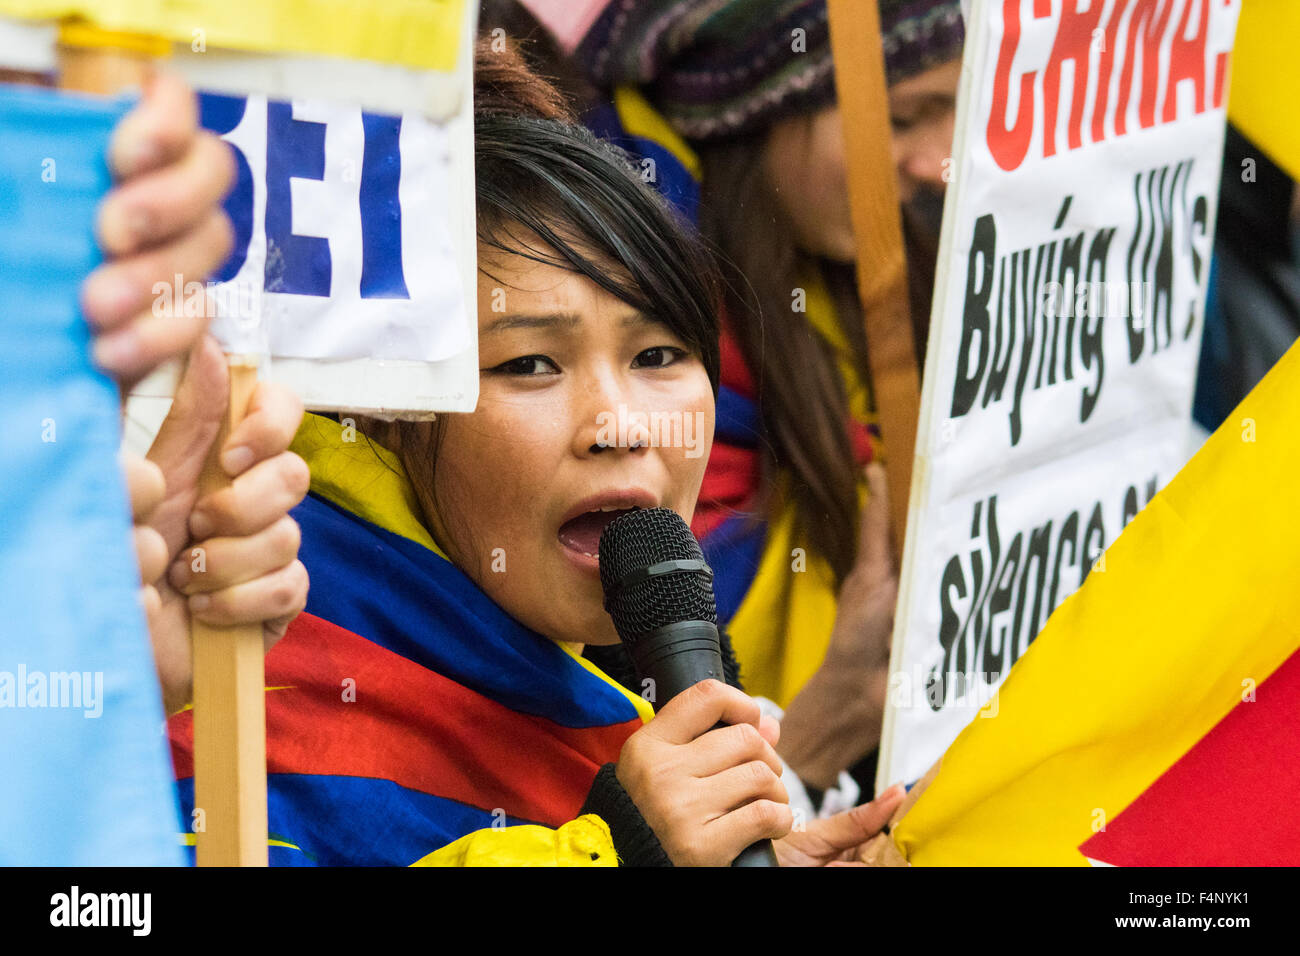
[0,84,183,865]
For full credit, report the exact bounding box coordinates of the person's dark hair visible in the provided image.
[698,134,872,585]
[472,32,577,123]
[470,35,719,383]
[474,113,721,391]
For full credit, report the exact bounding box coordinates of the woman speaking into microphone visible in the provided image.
[165,43,904,866]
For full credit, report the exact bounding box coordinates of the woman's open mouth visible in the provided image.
[557,506,642,561]
[555,491,657,570]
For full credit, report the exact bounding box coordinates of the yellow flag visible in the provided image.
[0,0,464,71]
[893,338,1300,865]
[1228,0,1300,180]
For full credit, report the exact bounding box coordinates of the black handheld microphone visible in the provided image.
[599,507,780,868]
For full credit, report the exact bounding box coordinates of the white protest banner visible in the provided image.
[878,0,1242,790]
[119,0,480,419]
[188,89,476,414]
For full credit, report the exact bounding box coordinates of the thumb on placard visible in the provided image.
[809,784,906,852]
[144,335,229,555]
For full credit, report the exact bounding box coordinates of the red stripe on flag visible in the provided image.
[1080,646,1300,865]
[693,443,760,539]
[169,613,640,827]
[718,314,755,397]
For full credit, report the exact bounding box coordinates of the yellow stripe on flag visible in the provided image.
[289,414,451,561]
[612,86,702,182]
[892,339,1300,865]
[1227,0,1300,180]
[559,641,656,725]
[726,489,841,708]
[0,0,465,71]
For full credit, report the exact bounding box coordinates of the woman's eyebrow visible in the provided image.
[483,311,657,335]
[482,312,582,335]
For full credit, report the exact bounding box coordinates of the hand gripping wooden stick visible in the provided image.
[58,27,268,866]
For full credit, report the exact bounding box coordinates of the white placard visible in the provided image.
[199,94,469,366]
[879,0,1242,789]
[128,4,479,419]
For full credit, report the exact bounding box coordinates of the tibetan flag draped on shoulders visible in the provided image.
[586,87,879,708]
[888,338,1300,866]
[167,415,651,866]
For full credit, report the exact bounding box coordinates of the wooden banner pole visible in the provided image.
[189,358,267,867]
[57,28,268,866]
[826,0,922,558]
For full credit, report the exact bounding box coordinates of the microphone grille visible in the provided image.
[598,507,717,641]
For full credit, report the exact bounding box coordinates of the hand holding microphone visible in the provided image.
[613,679,790,866]
[600,508,788,866]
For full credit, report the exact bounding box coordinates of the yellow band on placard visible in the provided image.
[0,0,466,72]
[58,21,170,57]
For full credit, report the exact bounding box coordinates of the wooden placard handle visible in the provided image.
[191,361,268,867]
[826,0,922,560]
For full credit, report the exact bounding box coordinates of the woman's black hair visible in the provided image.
[473,113,721,391]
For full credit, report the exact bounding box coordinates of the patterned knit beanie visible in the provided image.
[881,0,966,85]
[571,0,965,142]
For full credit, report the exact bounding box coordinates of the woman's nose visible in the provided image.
[571,368,648,457]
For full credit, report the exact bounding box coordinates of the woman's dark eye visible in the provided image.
[491,355,559,376]
[633,346,686,369]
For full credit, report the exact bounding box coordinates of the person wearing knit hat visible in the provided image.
[572,0,963,283]
[882,0,966,85]
[572,0,962,141]
[881,1,967,352]
[575,0,838,142]
[881,0,966,204]
[521,0,963,241]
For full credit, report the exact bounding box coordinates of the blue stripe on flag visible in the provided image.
[293,493,641,729]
